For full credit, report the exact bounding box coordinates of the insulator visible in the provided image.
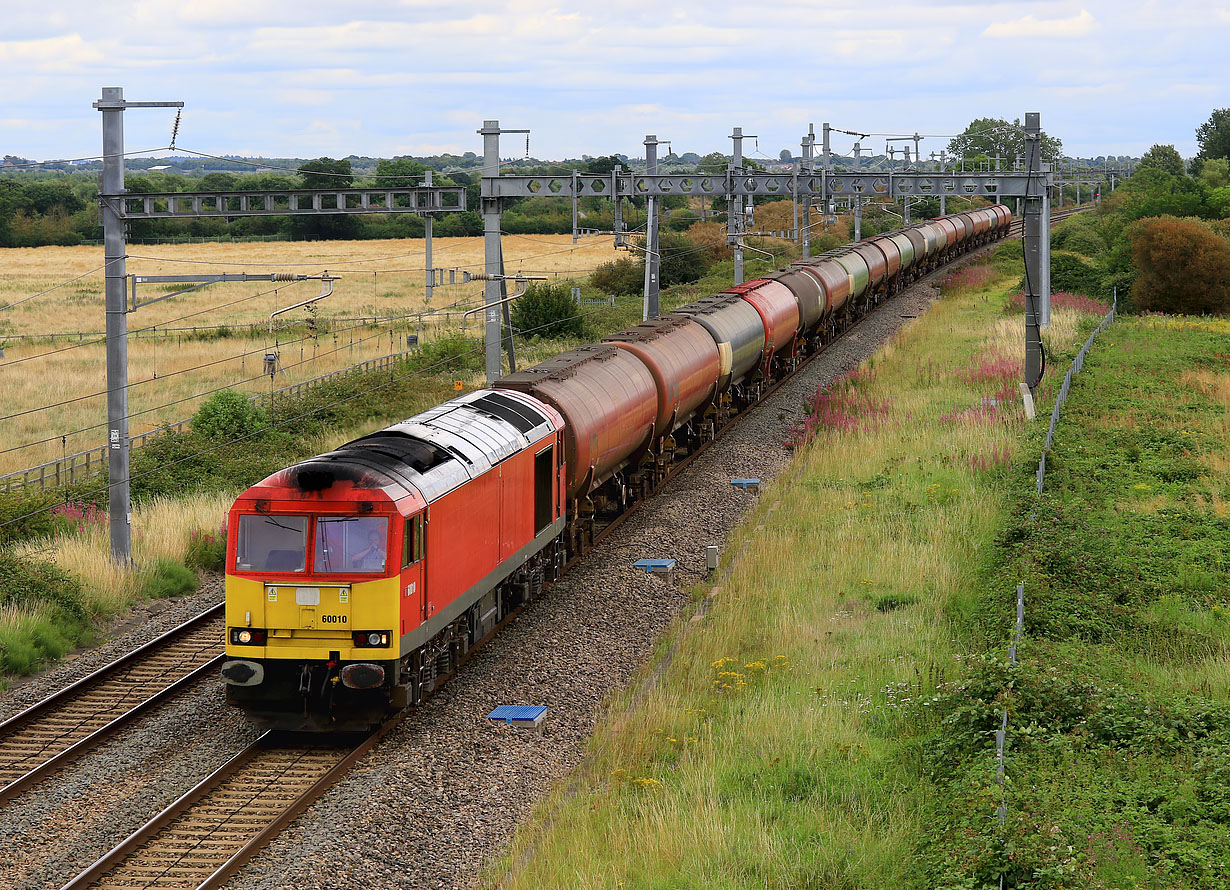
[271,272,296,282]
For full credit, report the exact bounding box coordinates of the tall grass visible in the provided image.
[485,253,1104,889]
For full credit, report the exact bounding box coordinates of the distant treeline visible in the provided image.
[0,153,744,248]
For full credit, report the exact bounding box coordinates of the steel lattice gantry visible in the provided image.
[483,170,1043,201]
[479,116,1054,390]
[99,186,465,220]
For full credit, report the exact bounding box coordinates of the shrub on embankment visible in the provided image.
[0,553,91,675]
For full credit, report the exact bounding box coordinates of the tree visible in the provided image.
[779,149,793,162]
[585,156,624,175]
[1196,108,1230,161]
[1198,158,1229,190]
[1137,144,1185,177]
[946,117,1062,165]
[373,158,427,187]
[653,230,715,286]
[294,158,356,238]
[199,172,239,191]
[1111,167,1209,220]
[510,281,584,339]
[298,157,353,189]
[1127,215,1230,315]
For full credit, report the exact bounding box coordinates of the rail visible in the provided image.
[0,603,224,803]
[59,723,398,890]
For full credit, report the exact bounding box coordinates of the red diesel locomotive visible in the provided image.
[222,206,1011,730]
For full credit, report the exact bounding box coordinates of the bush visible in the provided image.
[510,281,585,340]
[1052,221,1107,258]
[186,525,228,572]
[590,257,643,296]
[193,389,267,442]
[406,331,483,374]
[811,233,845,253]
[0,553,90,674]
[1127,215,1230,314]
[141,558,200,599]
[1050,252,1106,296]
[655,230,716,287]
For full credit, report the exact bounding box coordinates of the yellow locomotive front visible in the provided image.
[222,468,424,731]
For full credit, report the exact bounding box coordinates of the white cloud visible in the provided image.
[983,8,1098,38]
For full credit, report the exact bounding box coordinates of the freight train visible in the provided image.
[221,204,1012,730]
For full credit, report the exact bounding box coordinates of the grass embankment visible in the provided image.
[0,248,794,678]
[921,314,1230,887]
[485,246,1105,889]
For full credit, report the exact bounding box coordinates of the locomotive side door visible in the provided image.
[399,512,426,639]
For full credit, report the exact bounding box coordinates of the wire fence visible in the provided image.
[0,346,418,494]
[996,292,1117,881]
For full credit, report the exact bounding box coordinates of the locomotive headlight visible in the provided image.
[367,632,383,646]
[238,630,253,644]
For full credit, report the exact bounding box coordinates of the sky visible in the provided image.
[2,0,1227,164]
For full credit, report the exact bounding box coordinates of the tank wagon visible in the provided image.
[222,205,1012,730]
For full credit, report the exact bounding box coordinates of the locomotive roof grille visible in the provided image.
[471,393,542,434]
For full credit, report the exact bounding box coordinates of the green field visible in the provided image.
[484,248,1230,888]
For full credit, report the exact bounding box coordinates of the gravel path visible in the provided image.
[0,262,963,890]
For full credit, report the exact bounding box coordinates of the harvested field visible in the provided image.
[0,235,622,476]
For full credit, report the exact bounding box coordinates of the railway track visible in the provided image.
[0,603,224,804]
[1006,203,1090,237]
[60,723,396,890]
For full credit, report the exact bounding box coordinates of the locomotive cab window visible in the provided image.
[534,445,554,533]
[315,516,389,573]
[402,514,425,568]
[235,514,308,573]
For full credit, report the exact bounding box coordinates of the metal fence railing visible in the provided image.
[996,293,1117,867]
[0,347,418,494]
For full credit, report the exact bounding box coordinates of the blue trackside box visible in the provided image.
[487,705,548,728]
[730,477,761,491]
[633,558,676,572]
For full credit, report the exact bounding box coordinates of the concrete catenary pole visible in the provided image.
[939,150,947,215]
[98,88,132,564]
[730,127,744,285]
[822,122,832,225]
[852,141,862,242]
[642,134,662,319]
[1022,112,1047,393]
[801,125,815,259]
[480,121,504,384]
[93,87,182,563]
[423,169,434,303]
